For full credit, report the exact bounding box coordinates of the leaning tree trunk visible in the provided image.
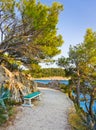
[89,92,94,117]
[76,69,81,106]
[76,77,80,106]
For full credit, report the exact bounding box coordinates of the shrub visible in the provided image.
[59,84,69,93]
[69,106,87,130]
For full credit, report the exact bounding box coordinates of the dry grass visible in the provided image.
[68,107,87,130]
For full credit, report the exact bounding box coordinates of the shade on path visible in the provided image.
[2,87,74,130]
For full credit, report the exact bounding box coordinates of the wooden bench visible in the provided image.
[22,91,41,107]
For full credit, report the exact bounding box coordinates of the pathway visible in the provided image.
[1,87,74,130]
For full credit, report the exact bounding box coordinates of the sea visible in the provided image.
[80,94,96,113]
[34,79,96,113]
[34,79,69,85]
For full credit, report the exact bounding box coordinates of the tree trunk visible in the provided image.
[89,93,94,117]
[76,85,80,106]
[76,77,80,106]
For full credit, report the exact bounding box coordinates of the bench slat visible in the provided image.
[22,91,41,107]
[24,91,41,99]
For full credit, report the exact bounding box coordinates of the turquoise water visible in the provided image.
[73,93,96,113]
[34,80,69,85]
[80,94,96,113]
[34,80,96,113]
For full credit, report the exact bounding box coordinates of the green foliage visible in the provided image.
[0,101,14,126]
[0,0,64,69]
[84,28,96,45]
[30,63,41,76]
[69,107,87,130]
[41,68,65,78]
[29,67,65,78]
[0,97,19,126]
[57,28,96,129]
[59,84,69,93]
[57,57,72,76]
[0,107,7,125]
[69,103,96,130]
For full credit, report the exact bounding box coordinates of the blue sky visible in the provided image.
[40,0,96,58]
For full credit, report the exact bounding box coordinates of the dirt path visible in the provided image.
[1,87,73,130]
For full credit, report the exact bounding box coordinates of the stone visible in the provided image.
[0,65,38,102]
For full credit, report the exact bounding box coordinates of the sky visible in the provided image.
[39,0,96,67]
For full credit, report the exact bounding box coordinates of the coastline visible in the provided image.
[32,76,70,80]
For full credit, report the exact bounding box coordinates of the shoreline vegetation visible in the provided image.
[32,76,71,80]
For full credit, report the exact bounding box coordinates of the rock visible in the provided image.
[48,80,60,89]
[0,66,8,84]
[0,65,38,102]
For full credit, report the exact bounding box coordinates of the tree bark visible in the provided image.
[76,77,80,106]
[89,93,94,117]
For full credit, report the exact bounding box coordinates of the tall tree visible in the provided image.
[57,28,96,129]
[0,0,64,69]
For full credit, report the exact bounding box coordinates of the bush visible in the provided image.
[59,84,70,93]
[68,104,96,130]
[69,106,87,130]
[69,112,87,130]
[0,99,16,126]
[0,106,8,125]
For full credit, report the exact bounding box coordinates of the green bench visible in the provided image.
[0,85,10,109]
[22,91,41,107]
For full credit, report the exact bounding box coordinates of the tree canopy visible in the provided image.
[0,0,64,68]
[57,28,96,129]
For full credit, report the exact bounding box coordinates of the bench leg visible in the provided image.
[39,95,41,101]
[36,95,40,101]
[24,99,26,105]
[22,99,33,107]
[28,99,32,106]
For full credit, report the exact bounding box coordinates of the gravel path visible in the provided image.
[1,87,73,130]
